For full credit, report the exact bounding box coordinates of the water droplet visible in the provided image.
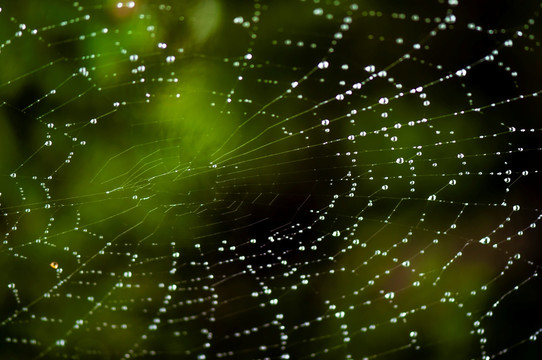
[317,61,329,69]
[78,67,89,77]
[479,237,491,245]
[385,292,395,299]
[56,339,65,346]
[455,69,467,77]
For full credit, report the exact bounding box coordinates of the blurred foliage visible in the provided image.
[0,0,541,359]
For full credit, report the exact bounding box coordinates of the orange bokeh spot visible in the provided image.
[50,261,59,269]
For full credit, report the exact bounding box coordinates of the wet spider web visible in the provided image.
[1,0,542,359]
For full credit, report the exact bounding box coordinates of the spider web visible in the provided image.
[1,0,541,359]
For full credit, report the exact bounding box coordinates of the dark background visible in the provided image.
[0,0,541,359]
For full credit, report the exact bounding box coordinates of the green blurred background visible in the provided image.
[0,0,541,359]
